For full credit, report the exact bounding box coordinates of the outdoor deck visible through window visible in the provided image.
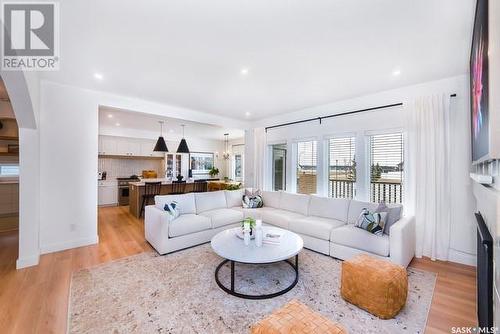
[370,133,404,203]
[329,137,356,199]
[296,140,317,194]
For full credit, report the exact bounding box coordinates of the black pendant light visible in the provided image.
[176,124,190,153]
[153,121,169,152]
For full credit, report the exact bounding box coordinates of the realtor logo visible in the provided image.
[2,2,59,70]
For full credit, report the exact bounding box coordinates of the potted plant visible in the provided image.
[241,217,256,236]
[209,167,219,178]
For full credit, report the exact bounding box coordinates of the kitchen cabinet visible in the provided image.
[140,140,164,157]
[98,180,118,206]
[98,136,162,158]
[99,136,118,155]
[0,182,19,215]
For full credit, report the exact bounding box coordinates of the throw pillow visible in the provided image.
[242,195,263,209]
[375,202,403,235]
[355,208,387,236]
[163,201,180,220]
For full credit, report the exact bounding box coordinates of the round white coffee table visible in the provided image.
[211,226,304,299]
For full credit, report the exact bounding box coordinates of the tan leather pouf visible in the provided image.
[251,299,348,334]
[341,254,408,319]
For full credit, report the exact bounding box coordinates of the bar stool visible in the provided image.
[171,180,187,195]
[192,180,207,193]
[140,181,162,218]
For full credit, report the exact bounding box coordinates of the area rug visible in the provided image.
[68,244,436,333]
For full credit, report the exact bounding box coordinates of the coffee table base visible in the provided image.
[214,254,299,300]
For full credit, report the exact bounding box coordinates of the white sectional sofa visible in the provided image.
[145,189,415,267]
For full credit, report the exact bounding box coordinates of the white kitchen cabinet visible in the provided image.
[128,139,142,156]
[140,140,164,157]
[99,136,118,155]
[99,135,164,158]
[98,181,118,206]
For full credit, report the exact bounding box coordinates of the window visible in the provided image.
[370,133,404,203]
[189,152,214,177]
[271,144,287,191]
[234,154,242,178]
[329,137,356,198]
[0,164,19,176]
[296,140,317,194]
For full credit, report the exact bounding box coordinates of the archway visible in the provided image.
[0,70,39,268]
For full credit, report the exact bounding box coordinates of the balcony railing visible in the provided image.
[329,179,355,198]
[329,179,403,203]
[370,180,402,203]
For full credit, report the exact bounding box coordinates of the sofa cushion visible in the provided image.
[279,192,310,216]
[330,225,390,257]
[290,216,345,241]
[199,208,244,229]
[347,200,380,225]
[261,191,281,208]
[309,195,350,222]
[195,191,227,213]
[168,214,212,237]
[155,193,196,215]
[225,189,244,208]
[260,208,305,229]
[375,202,403,235]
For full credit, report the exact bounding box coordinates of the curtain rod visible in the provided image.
[265,93,457,132]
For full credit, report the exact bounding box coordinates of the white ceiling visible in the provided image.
[99,107,245,140]
[41,0,474,121]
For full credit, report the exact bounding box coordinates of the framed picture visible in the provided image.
[470,0,489,163]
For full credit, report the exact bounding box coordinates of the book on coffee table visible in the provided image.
[263,231,283,245]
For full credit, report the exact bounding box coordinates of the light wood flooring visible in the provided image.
[0,206,477,333]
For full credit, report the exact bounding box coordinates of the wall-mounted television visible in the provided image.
[470,0,490,163]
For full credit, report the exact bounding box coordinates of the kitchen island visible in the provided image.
[129,178,197,218]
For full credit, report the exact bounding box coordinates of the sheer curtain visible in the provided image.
[406,94,452,261]
[253,127,266,190]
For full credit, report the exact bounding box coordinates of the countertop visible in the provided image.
[129,178,196,186]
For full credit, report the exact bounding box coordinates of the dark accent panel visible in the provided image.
[475,212,493,328]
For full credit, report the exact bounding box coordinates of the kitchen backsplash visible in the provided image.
[98,157,164,179]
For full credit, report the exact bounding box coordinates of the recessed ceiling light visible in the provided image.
[94,73,103,80]
[115,122,120,126]
[392,69,401,76]
[107,114,113,118]
[245,111,251,117]
[169,129,174,133]
[240,68,249,75]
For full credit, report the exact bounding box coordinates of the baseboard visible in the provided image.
[40,235,99,254]
[448,248,476,266]
[16,253,40,269]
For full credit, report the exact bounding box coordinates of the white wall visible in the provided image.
[35,81,250,256]
[251,75,476,265]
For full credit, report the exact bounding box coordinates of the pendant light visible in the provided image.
[176,124,190,153]
[222,133,230,160]
[153,121,169,152]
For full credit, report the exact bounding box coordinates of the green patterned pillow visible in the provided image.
[355,208,387,236]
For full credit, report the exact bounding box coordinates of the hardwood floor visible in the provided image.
[0,206,476,333]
